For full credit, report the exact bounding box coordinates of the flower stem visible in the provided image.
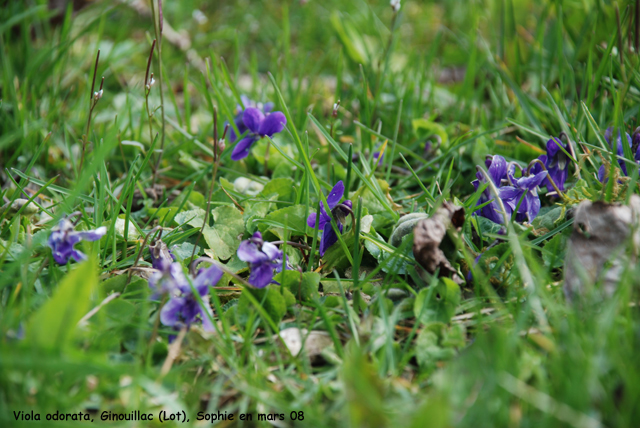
[80,50,102,174]
[144,40,158,177]
[150,0,166,186]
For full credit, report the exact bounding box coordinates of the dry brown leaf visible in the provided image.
[412,201,465,284]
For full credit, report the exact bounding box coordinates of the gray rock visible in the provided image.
[564,196,640,301]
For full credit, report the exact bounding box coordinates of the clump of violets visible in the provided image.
[48,217,107,264]
[237,232,286,288]
[472,155,547,224]
[598,127,637,182]
[471,155,512,224]
[149,260,222,333]
[229,100,287,161]
[532,136,570,191]
[306,180,353,255]
[161,264,222,333]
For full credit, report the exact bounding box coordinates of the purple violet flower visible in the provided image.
[500,170,548,223]
[306,180,353,256]
[237,232,286,288]
[228,96,275,143]
[466,254,483,281]
[598,127,633,181]
[159,264,223,333]
[149,260,188,298]
[632,127,640,161]
[373,151,384,167]
[230,107,287,161]
[471,155,512,224]
[531,137,570,191]
[424,135,442,158]
[48,218,107,264]
[149,239,176,270]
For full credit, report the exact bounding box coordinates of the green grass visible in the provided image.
[1,0,640,426]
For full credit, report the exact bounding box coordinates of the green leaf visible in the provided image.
[414,322,464,371]
[171,242,201,261]
[104,299,136,325]
[364,231,413,274]
[0,239,25,261]
[202,205,245,260]
[113,217,141,240]
[412,118,449,148]
[26,259,98,349]
[184,191,207,210]
[282,287,296,308]
[101,275,127,294]
[565,179,595,202]
[244,195,277,234]
[103,275,148,294]
[274,270,320,302]
[531,206,565,231]
[388,212,429,248]
[224,254,248,273]
[414,278,461,325]
[415,328,453,369]
[476,216,503,236]
[272,161,297,179]
[256,204,308,238]
[170,190,208,211]
[351,179,399,231]
[260,177,296,207]
[174,208,206,228]
[322,229,357,272]
[236,285,287,325]
[541,230,570,269]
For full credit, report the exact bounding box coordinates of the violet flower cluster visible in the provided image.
[306,180,352,256]
[228,96,287,161]
[48,218,107,264]
[472,134,577,224]
[148,259,222,333]
[597,127,640,182]
[472,154,548,224]
[237,231,287,288]
[531,136,571,191]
